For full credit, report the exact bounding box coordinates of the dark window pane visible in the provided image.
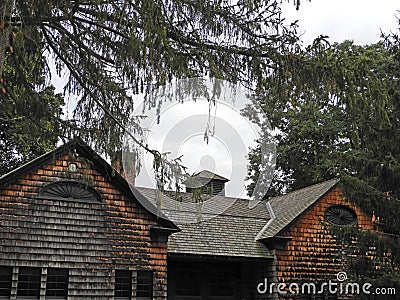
[46,268,68,298]
[137,271,152,298]
[17,267,41,298]
[115,270,131,298]
[0,267,12,297]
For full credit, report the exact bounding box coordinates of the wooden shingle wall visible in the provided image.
[0,154,169,299]
[275,187,375,299]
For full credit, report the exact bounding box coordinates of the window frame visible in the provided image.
[45,268,68,299]
[38,181,102,203]
[324,204,358,226]
[16,267,41,299]
[115,270,132,300]
[136,270,153,300]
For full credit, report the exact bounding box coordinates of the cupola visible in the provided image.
[184,170,229,196]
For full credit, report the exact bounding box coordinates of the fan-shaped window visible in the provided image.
[38,181,101,203]
[324,205,357,226]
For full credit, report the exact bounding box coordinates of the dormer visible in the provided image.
[184,170,229,196]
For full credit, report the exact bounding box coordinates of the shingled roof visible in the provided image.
[1,139,339,258]
[256,178,339,240]
[137,178,339,258]
[137,187,273,258]
[189,170,229,182]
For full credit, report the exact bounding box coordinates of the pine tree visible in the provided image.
[248,39,400,295]
[0,0,302,159]
[0,36,68,175]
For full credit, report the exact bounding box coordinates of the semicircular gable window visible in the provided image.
[38,181,101,203]
[324,204,357,226]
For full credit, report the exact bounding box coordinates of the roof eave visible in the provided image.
[258,236,292,250]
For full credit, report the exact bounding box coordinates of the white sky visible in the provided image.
[133,1,400,196]
[282,0,399,45]
[54,1,400,198]
[129,81,261,199]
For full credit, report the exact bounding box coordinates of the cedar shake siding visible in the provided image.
[273,187,375,299]
[0,140,178,299]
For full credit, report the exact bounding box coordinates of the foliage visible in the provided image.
[248,39,400,286]
[327,224,399,299]
[0,0,302,167]
[0,39,68,176]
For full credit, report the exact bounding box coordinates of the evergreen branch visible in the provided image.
[165,28,280,64]
[72,15,129,39]
[42,26,168,160]
[43,21,116,65]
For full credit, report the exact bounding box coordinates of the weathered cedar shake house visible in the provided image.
[0,139,375,300]
[0,140,180,299]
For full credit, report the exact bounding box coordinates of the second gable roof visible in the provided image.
[0,138,179,231]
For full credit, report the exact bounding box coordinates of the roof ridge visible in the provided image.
[188,169,230,182]
[268,178,339,202]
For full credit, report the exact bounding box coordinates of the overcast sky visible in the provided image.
[56,1,400,197]
[133,1,400,196]
[131,80,261,199]
[282,0,399,45]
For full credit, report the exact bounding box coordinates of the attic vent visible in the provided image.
[324,205,357,226]
[205,181,224,196]
[38,181,101,203]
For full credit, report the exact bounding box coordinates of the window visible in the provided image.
[137,271,152,299]
[115,270,132,299]
[17,267,41,298]
[46,268,68,298]
[0,267,12,298]
[324,205,357,226]
[38,181,101,203]
[0,267,69,299]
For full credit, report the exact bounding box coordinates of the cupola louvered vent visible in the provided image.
[185,170,229,196]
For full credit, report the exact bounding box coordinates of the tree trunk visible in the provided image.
[0,30,10,78]
[0,1,14,78]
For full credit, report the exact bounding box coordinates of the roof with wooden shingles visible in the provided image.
[138,179,339,259]
[257,179,339,240]
[0,139,340,259]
